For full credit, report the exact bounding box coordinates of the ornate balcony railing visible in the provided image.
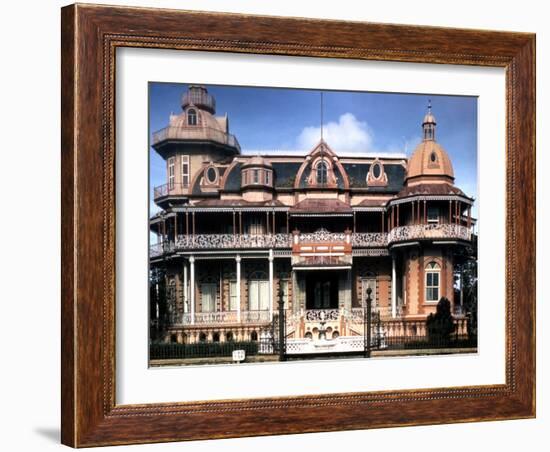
[351,232,388,247]
[152,125,241,151]
[388,224,471,244]
[175,233,293,250]
[150,232,391,256]
[297,230,347,243]
[241,310,271,323]
[178,310,271,326]
[304,309,340,322]
[150,226,469,256]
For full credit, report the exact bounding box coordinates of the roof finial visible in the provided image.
[320,91,324,143]
[428,99,432,114]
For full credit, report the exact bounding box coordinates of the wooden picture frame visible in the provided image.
[61,3,536,447]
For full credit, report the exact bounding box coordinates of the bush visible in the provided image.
[426,297,456,346]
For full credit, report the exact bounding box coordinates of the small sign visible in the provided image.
[232,349,245,363]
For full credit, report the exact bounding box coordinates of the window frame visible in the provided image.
[200,282,217,312]
[249,271,269,311]
[187,108,197,125]
[229,279,238,311]
[181,155,189,187]
[168,157,175,190]
[425,262,441,303]
[316,159,328,185]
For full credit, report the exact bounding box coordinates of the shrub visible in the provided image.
[426,297,455,346]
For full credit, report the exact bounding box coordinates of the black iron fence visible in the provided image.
[382,333,477,351]
[149,340,275,360]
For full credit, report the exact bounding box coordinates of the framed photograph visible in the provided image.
[61,4,536,447]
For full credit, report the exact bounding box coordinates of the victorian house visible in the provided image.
[150,85,475,353]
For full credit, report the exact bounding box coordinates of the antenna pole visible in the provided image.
[320,91,324,142]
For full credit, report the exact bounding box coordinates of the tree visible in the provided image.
[454,258,478,340]
[426,297,455,346]
[149,266,168,341]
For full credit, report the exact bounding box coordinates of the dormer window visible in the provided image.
[205,166,218,185]
[187,108,197,126]
[316,160,328,185]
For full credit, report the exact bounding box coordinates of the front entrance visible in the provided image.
[305,271,340,309]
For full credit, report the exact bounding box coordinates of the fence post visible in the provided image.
[364,287,372,358]
[278,287,286,361]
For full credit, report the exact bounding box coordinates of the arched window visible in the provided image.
[250,331,258,341]
[187,108,197,125]
[425,261,441,302]
[212,332,220,343]
[372,162,381,179]
[316,160,328,185]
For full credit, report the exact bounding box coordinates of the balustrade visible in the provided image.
[388,224,471,244]
[150,231,394,256]
[178,310,271,326]
[152,125,241,150]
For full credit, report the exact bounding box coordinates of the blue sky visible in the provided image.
[149,83,477,215]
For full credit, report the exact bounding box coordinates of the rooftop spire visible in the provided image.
[422,100,437,141]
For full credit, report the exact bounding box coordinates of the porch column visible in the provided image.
[185,210,189,237]
[391,255,397,318]
[236,254,241,323]
[286,211,289,233]
[269,249,274,321]
[396,204,400,227]
[189,255,195,325]
[183,260,188,314]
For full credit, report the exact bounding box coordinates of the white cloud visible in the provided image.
[296,113,373,153]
